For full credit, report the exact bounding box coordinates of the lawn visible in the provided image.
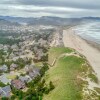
[43,47,97,100]
[7,75,17,79]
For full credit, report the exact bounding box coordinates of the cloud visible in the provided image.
[3,0,100,10]
[0,0,100,17]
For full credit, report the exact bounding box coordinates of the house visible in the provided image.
[38,38,47,47]
[12,57,20,61]
[28,68,40,79]
[0,85,11,97]
[11,79,26,89]
[22,57,28,62]
[0,64,8,72]
[24,64,35,72]
[19,75,32,83]
[34,49,44,61]
[24,65,29,72]
[0,74,11,84]
[33,46,38,52]
[29,72,37,79]
[10,63,18,71]
[3,45,10,51]
[0,44,3,50]
[11,44,18,51]
[9,52,15,59]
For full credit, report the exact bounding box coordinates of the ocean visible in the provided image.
[73,21,100,44]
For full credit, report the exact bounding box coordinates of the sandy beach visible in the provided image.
[63,29,100,83]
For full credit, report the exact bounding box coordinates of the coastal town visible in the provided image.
[0,0,100,99]
[0,25,58,99]
[0,17,100,100]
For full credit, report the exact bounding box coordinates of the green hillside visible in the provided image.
[43,47,99,100]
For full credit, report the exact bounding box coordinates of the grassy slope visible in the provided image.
[48,47,74,64]
[43,47,96,100]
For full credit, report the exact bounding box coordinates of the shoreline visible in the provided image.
[63,28,100,83]
[82,39,100,51]
[74,33,100,51]
[67,25,100,51]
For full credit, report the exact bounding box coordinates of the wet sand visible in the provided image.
[63,28,100,83]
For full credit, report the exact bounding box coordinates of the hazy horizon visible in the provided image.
[1,15,100,19]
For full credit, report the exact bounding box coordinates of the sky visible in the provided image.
[0,0,100,18]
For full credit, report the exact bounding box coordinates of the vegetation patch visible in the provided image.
[94,87,100,94]
[43,47,93,100]
[7,75,17,80]
[48,47,73,64]
[88,73,98,83]
[0,37,21,45]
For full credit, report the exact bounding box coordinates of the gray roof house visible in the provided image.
[0,65,8,72]
[0,85,11,97]
[34,49,44,60]
[10,63,18,71]
[3,45,9,51]
[0,44,3,50]
[29,68,40,79]
[9,52,15,59]
[19,75,32,83]
[0,74,11,84]
[24,64,35,72]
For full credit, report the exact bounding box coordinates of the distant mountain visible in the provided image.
[27,16,83,26]
[83,17,100,20]
[0,16,100,26]
[0,16,36,24]
[0,18,20,26]
[0,16,82,25]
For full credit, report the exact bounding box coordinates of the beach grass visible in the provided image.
[88,73,98,83]
[43,47,91,100]
[48,47,74,64]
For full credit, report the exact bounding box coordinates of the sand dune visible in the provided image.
[63,29,100,83]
